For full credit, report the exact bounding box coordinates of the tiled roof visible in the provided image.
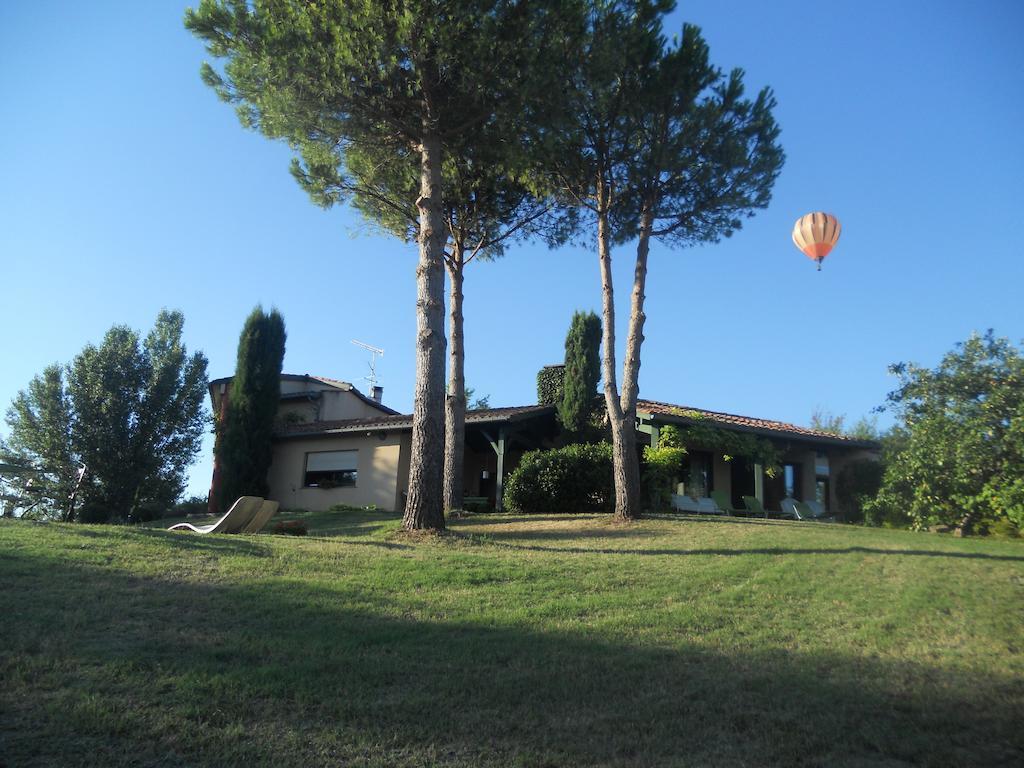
[637,399,877,447]
[273,396,876,449]
[210,373,399,415]
[276,404,555,438]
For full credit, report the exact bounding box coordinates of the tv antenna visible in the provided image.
[351,339,384,391]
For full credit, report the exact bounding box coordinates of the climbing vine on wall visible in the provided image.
[659,410,781,476]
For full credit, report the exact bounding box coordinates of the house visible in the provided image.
[208,373,878,516]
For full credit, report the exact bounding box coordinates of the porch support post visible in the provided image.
[754,462,764,504]
[495,428,507,512]
[481,428,508,512]
[649,423,660,450]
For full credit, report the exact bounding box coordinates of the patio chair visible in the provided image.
[240,499,280,534]
[779,498,801,520]
[794,500,829,521]
[671,494,702,513]
[696,497,722,515]
[167,496,263,534]
[742,495,770,520]
[710,490,741,516]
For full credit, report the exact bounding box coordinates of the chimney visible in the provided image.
[371,386,383,403]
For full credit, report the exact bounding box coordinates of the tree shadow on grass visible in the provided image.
[1,551,1021,768]
[456,537,1024,562]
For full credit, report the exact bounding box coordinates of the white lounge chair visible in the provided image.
[240,499,280,534]
[697,497,722,515]
[167,496,263,534]
[671,494,701,513]
[671,495,723,515]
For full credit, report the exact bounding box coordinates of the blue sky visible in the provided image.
[2,0,1022,498]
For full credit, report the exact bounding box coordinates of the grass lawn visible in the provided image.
[1,511,1022,767]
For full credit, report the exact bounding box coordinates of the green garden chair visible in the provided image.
[794,500,829,521]
[710,490,742,516]
[742,495,769,520]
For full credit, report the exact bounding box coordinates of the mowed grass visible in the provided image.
[1,512,1022,767]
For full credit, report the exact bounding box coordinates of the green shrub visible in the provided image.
[172,495,208,517]
[642,446,687,511]
[273,520,307,536]
[987,517,1021,538]
[78,503,112,524]
[128,501,169,524]
[463,498,491,514]
[862,494,913,529]
[328,503,378,513]
[835,459,884,523]
[536,365,565,406]
[504,443,613,513]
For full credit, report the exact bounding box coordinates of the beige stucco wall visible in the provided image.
[268,433,405,512]
[393,432,413,511]
[318,389,387,421]
[279,379,315,396]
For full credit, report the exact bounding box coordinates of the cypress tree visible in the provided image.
[215,306,286,510]
[558,311,602,438]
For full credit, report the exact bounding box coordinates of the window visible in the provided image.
[304,450,357,488]
[815,477,830,512]
[783,462,803,500]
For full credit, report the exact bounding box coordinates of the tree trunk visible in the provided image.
[613,205,655,520]
[443,253,467,513]
[208,386,229,514]
[402,127,448,531]
[595,183,641,521]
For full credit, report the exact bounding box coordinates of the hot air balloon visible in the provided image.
[792,212,841,271]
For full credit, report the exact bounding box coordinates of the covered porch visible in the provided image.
[636,400,880,517]
[459,406,560,511]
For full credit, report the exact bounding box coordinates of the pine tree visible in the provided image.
[215,306,286,510]
[558,311,601,438]
[548,3,783,520]
[186,0,578,529]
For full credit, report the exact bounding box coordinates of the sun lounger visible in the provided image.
[240,499,280,534]
[671,494,702,513]
[779,498,801,520]
[794,500,829,520]
[167,496,263,534]
[742,495,771,519]
[697,497,721,515]
[671,495,726,515]
[710,490,741,516]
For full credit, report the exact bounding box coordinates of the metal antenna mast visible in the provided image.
[350,339,385,391]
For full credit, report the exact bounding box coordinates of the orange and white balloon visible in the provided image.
[792,212,841,271]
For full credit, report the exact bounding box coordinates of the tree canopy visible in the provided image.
[3,311,209,522]
[558,310,602,438]
[867,331,1024,533]
[186,0,578,530]
[548,1,783,520]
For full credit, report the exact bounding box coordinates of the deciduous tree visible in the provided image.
[2,366,77,520]
[867,331,1024,534]
[4,311,208,522]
